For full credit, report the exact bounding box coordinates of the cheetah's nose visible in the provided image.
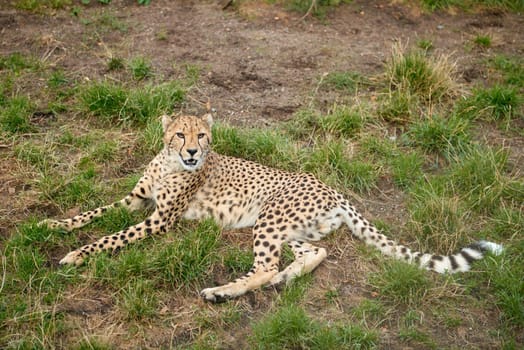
[187,149,198,156]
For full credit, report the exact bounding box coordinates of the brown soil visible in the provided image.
[1,0,522,349]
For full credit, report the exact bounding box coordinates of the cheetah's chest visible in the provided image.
[182,186,263,229]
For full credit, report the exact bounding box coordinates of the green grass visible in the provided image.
[107,56,125,71]
[250,305,378,349]
[223,247,253,274]
[351,299,387,326]
[85,11,128,33]
[14,0,71,11]
[323,71,362,92]
[490,55,524,88]
[458,86,520,122]
[138,118,164,155]
[303,140,380,192]
[408,178,469,252]
[212,123,298,170]
[378,89,417,124]
[474,242,524,329]
[128,57,153,80]
[79,81,185,125]
[153,219,221,287]
[474,35,492,48]
[417,39,434,51]
[118,279,158,321]
[0,52,40,73]
[404,114,470,157]
[448,146,515,212]
[418,0,524,11]
[0,95,35,134]
[369,260,432,306]
[390,151,425,188]
[319,105,365,137]
[47,70,68,89]
[386,43,457,102]
[286,0,353,18]
[37,166,107,211]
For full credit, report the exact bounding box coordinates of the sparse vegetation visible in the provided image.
[128,56,153,80]
[474,34,492,48]
[286,0,353,18]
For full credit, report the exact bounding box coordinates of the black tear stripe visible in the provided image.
[178,136,187,159]
[167,135,175,155]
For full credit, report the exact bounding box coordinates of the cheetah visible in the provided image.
[40,113,503,302]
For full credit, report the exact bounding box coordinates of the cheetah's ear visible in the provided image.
[161,114,173,132]
[201,113,213,127]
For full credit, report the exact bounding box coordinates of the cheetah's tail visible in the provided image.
[341,206,503,273]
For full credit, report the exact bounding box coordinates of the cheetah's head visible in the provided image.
[161,114,213,171]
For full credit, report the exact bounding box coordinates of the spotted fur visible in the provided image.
[41,114,503,302]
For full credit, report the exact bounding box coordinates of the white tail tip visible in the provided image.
[478,240,504,256]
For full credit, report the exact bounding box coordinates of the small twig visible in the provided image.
[299,0,317,21]
[0,255,6,295]
[307,72,328,108]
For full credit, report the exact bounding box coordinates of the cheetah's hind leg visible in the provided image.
[268,241,327,287]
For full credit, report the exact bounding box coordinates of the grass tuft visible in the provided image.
[386,43,457,102]
[303,140,379,192]
[390,151,425,188]
[153,219,221,287]
[323,71,362,92]
[128,57,153,80]
[417,39,434,51]
[490,55,523,88]
[250,305,378,350]
[118,279,158,321]
[448,146,515,212]
[478,243,524,328]
[212,123,297,170]
[79,81,185,125]
[378,89,417,124]
[369,260,431,306]
[0,95,35,134]
[286,0,353,18]
[408,178,468,252]
[319,105,365,137]
[458,85,520,122]
[107,56,125,71]
[404,114,470,157]
[474,34,492,48]
[0,52,39,72]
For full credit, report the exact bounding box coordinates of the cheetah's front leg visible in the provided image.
[59,211,168,265]
[40,175,154,231]
[59,174,199,265]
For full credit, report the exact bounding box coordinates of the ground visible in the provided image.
[0,0,523,349]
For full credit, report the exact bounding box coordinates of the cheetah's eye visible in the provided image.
[176,133,184,139]
[197,133,206,139]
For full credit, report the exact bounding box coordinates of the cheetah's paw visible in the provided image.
[59,250,85,266]
[200,287,230,303]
